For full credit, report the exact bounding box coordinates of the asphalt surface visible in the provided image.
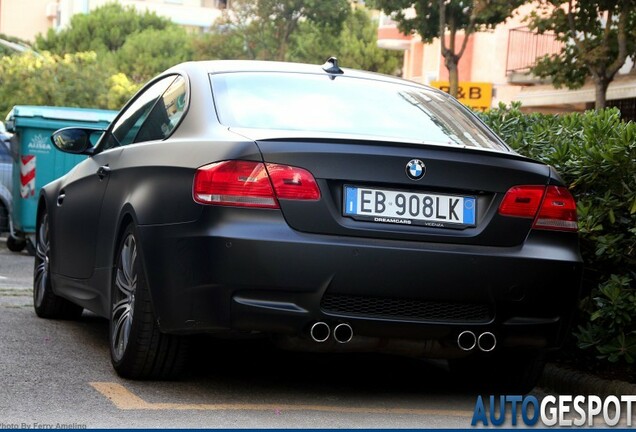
[0,237,482,428]
[2,236,630,428]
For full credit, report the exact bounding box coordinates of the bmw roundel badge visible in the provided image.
[406,159,426,180]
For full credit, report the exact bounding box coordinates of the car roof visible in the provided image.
[166,59,427,90]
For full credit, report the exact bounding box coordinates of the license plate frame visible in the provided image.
[343,185,476,229]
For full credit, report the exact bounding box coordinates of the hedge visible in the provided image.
[480,103,636,364]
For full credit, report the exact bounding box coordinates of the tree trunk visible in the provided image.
[446,57,459,98]
[277,39,287,61]
[594,78,609,110]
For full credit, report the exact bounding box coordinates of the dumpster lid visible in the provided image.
[6,105,116,126]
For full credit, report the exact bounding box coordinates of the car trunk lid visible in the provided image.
[231,128,552,247]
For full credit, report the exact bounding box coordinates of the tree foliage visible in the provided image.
[0,52,138,116]
[289,8,402,74]
[526,0,636,109]
[191,26,250,61]
[252,0,350,61]
[192,4,401,74]
[369,0,524,96]
[115,26,194,83]
[35,3,173,54]
[200,0,351,61]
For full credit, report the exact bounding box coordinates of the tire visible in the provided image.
[33,212,84,319]
[450,351,545,394]
[110,224,189,380]
[6,234,26,252]
[26,238,36,256]
[0,202,8,234]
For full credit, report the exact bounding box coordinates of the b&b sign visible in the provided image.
[430,81,493,111]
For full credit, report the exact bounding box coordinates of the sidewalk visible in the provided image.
[541,363,636,396]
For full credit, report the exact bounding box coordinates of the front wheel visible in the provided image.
[33,212,83,319]
[109,224,189,379]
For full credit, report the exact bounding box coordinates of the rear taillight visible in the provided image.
[193,160,320,208]
[498,186,545,218]
[266,163,321,200]
[498,185,577,232]
[533,185,578,231]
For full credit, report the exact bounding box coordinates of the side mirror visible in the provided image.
[50,127,104,155]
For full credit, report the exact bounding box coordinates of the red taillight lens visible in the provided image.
[498,186,545,218]
[266,163,321,200]
[194,160,278,208]
[533,185,578,231]
[498,185,577,232]
[193,160,320,208]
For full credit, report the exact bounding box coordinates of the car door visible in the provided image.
[52,76,177,279]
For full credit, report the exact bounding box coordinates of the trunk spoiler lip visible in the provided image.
[227,126,540,165]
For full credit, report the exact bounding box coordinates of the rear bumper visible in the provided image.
[137,208,582,352]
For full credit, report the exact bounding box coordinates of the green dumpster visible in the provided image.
[5,106,117,253]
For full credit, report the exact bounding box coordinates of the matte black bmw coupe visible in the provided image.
[35,59,582,390]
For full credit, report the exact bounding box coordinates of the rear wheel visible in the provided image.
[33,212,83,319]
[110,224,189,379]
[450,351,545,394]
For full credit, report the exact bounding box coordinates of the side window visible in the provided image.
[135,76,188,143]
[103,76,176,150]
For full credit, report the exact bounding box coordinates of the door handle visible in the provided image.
[97,165,111,180]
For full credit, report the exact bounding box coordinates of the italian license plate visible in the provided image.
[343,185,476,228]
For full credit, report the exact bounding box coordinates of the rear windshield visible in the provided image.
[210,72,508,152]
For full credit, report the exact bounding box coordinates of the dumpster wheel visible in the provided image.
[6,235,26,253]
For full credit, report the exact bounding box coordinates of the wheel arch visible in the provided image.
[35,193,47,231]
[35,188,54,261]
[109,206,161,325]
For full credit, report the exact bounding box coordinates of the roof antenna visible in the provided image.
[322,57,343,78]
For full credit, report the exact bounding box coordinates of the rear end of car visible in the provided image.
[143,66,582,360]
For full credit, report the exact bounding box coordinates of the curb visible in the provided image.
[540,363,636,397]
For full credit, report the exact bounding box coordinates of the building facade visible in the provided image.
[0,0,228,42]
[377,3,636,116]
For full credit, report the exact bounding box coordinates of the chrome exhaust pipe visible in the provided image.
[457,330,476,351]
[333,323,353,344]
[477,332,496,352]
[310,322,330,343]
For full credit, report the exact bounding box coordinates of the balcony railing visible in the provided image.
[506,27,563,75]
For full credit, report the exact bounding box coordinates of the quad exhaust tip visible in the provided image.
[333,323,353,344]
[457,330,496,352]
[310,321,330,343]
[457,330,477,351]
[477,331,496,352]
[309,322,353,343]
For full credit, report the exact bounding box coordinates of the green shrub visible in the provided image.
[0,51,139,116]
[480,103,636,364]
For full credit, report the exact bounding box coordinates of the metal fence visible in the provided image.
[506,27,563,75]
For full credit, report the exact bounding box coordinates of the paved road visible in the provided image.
[0,237,33,291]
[0,237,535,428]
